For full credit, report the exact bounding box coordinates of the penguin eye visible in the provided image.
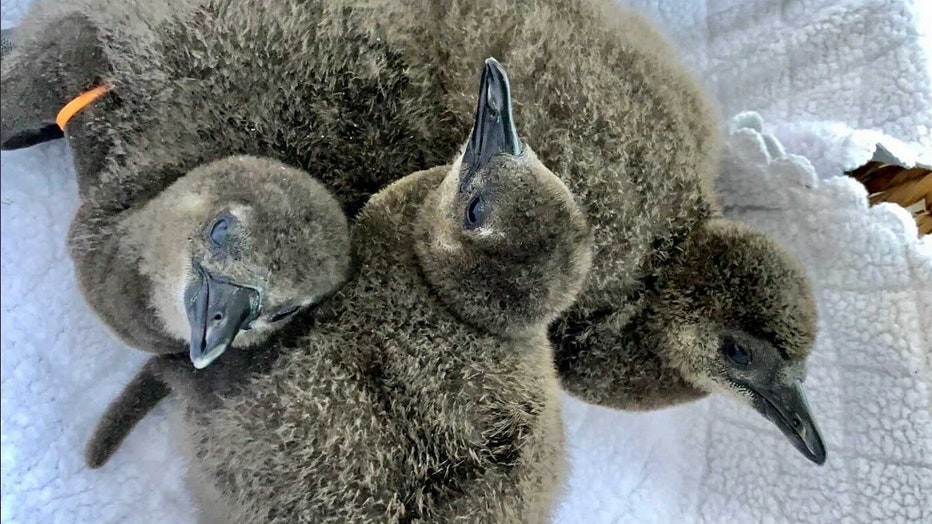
[208,211,238,248]
[465,194,486,229]
[723,340,752,366]
[269,305,300,323]
[210,219,229,246]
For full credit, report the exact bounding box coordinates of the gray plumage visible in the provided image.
[1,5,354,366]
[3,0,824,463]
[146,60,592,522]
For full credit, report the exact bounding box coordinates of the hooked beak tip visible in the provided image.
[184,264,259,369]
[190,347,224,370]
[810,446,827,465]
[800,420,827,465]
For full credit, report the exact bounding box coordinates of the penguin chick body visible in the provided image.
[164,60,592,523]
[3,0,824,461]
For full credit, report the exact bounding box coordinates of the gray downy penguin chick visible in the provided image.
[84,154,351,367]
[1,7,352,367]
[2,0,825,462]
[77,161,351,466]
[163,59,592,523]
[555,220,824,462]
[79,154,352,468]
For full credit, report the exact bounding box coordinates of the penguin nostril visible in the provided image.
[792,413,803,430]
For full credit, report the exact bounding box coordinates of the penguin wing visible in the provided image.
[0,25,63,150]
[1,13,107,150]
[84,356,172,469]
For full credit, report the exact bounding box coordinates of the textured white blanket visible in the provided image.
[2,1,930,523]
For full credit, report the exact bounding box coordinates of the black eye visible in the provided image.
[210,218,230,246]
[465,194,486,229]
[269,305,300,323]
[723,340,752,366]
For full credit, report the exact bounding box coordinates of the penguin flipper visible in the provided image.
[1,14,106,151]
[84,357,171,469]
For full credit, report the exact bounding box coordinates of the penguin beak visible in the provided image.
[462,57,522,175]
[184,264,259,369]
[747,379,826,464]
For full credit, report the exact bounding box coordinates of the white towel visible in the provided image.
[2,1,931,523]
[623,0,932,152]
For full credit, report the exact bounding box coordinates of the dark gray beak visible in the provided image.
[750,379,826,464]
[185,264,259,369]
[463,57,522,174]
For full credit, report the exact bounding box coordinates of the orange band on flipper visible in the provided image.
[56,84,111,130]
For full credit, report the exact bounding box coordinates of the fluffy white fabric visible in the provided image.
[2,1,930,523]
[554,113,932,523]
[626,0,932,152]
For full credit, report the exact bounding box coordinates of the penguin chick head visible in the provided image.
[123,155,351,369]
[416,58,592,336]
[652,219,825,464]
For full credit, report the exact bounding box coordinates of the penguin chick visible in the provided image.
[2,0,825,462]
[82,154,351,466]
[172,59,592,523]
[556,219,824,463]
[0,10,356,365]
[367,0,826,462]
[73,155,351,368]
[668,221,821,463]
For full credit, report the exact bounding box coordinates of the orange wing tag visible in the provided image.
[56,84,111,130]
